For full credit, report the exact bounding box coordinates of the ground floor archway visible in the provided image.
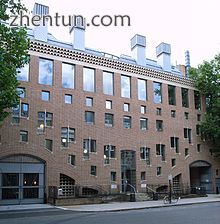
[190,160,212,193]
[0,154,45,205]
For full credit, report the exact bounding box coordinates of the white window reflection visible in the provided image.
[39,58,53,85]
[62,63,74,89]
[121,75,131,98]
[138,79,147,101]
[17,64,29,82]
[103,71,114,95]
[83,68,95,92]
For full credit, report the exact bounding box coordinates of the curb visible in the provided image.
[57,200,220,213]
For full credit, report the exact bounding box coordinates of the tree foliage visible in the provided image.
[190,54,220,156]
[0,0,29,124]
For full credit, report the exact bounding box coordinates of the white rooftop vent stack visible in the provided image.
[131,34,146,66]
[185,50,190,77]
[156,42,171,72]
[69,16,86,51]
[32,3,49,42]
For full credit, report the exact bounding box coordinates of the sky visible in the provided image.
[22,0,220,67]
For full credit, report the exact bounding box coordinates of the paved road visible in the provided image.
[0,202,219,224]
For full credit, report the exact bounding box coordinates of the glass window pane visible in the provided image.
[181,88,189,108]
[168,85,176,105]
[103,71,114,95]
[39,58,53,85]
[41,91,50,101]
[17,87,25,98]
[153,82,162,103]
[83,68,95,92]
[86,97,93,107]
[65,94,72,104]
[62,63,75,89]
[17,64,29,81]
[138,79,147,101]
[121,75,131,98]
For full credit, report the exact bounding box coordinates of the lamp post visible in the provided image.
[168,174,172,204]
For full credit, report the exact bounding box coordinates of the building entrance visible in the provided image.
[121,150,136,192]
[0,154,45,205]
[190,160,212,193]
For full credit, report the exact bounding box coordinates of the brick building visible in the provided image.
[0,3,219,205]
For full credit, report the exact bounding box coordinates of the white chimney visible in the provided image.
[156,42,171,72]
[69,16,85,51]
[32,3,49,42]
[131,34,146,66]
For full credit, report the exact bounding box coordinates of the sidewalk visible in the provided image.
[58,194,220,212]
[0,194,220,212]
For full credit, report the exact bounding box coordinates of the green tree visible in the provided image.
[0,0,29,125]
[190,54,220,156]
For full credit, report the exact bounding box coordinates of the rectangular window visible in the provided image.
[83,139,96,158]
[121,75,131,98]
[197,114,201,121]
[17,87,26,98]
[85,111,95,124]
[20,130,28,142]
[41,91,50,101]
[196,124,201,136]
[64,94,72,104]
[103,71,114,95]
[90,166,97,176]
[140,105,146,114]
[105,113,114,127]
[62,63,75,89]
[157,167,162,176]
[123,103,130,112]
[197,144,201,152]
[140,118,148,130]
[156,120,163,131]
[61,127,75,147]
[138,79,147,101]
[181,88,189,108]
[184,112,189,120]
[168,85,176,105]
[39,58,53,85]
[17,63,29,82]
[21,103,29,117]
[153,82,162,103]
[156,144,165,161]
[68,155,75,166]
[170,137,179,153]
[106,100,112,109]
[38,111,53,128]
[184,128,192,144]
[123,116,131,129]
[45,139,53,151]
[185,148,189,157]
[194,91,201,110]
[140,147,150,165]
[156,108,162,115]
[86,97,93,107]
[104,145,116,164]
[83,67,95,92]
[171,110,176,118]
[141,172,146,181]
[171,158,176,167]
[111,171,116,181]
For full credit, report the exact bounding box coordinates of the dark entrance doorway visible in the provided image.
[121,150,136,193]
[190,160,212,193]
[0,154,45,205]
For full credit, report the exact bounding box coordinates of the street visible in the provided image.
[0,202,219,224]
